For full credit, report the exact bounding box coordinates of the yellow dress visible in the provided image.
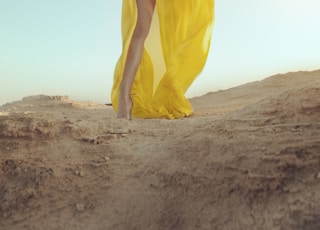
[112,0,215,119]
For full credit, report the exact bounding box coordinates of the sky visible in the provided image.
[1,0,320,105]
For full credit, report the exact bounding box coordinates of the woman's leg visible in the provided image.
[117,0,156,119]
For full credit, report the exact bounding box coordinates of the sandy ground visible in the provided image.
[0,70,320,230]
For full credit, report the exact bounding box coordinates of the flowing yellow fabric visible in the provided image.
[112,0,215,119]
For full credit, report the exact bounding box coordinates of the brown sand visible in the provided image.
[0,70,319,230]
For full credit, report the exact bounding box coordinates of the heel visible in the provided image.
[117,94,134,120]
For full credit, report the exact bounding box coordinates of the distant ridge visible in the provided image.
[191,69,320,115]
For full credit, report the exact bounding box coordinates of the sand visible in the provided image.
[0,70,319,230]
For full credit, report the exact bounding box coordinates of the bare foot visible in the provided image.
[117,94,133,120]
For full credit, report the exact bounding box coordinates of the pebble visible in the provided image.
[76,203,85,212]
[79,170,86,177]
[317,172,320,179]
[74,169,85,177]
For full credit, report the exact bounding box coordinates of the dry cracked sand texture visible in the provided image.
[0,70,320,230]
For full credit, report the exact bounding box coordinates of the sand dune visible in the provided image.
[0,70,319,229]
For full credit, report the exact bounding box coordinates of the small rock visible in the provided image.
[74,170,80,175]
[104,156,110,161]
[76,203,85,212]
[79,170,86,177]
[93,137,101,145]
[317,172,320,179]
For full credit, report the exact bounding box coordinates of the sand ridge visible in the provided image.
[0,70,320,229]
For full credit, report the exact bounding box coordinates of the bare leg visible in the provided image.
[117,0,156,119]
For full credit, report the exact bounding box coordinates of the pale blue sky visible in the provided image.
[1,0,320,105]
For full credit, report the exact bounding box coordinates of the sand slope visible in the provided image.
[0,70,320,230]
